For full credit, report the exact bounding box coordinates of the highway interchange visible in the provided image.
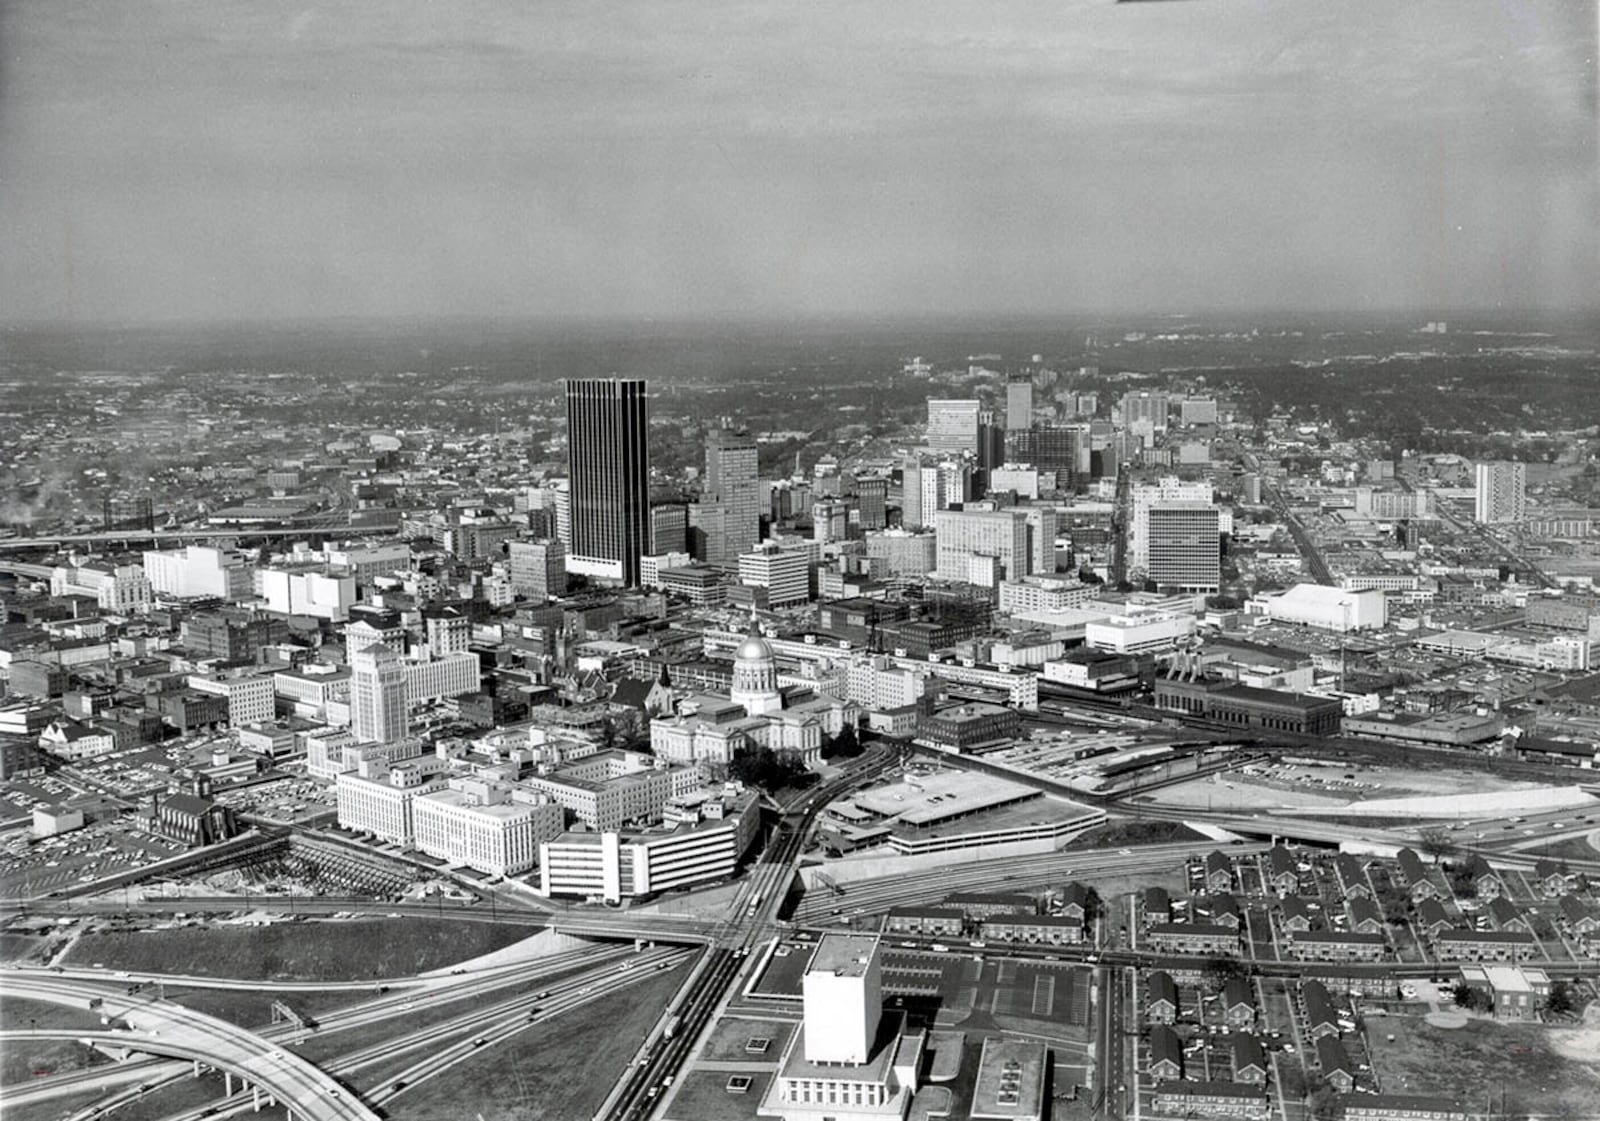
[5,732,1600,1121]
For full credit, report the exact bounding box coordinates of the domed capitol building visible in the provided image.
[649,616,858,773]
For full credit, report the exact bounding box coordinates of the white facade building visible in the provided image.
[50,563,151,613]
[350,641,408,745]
[933,509,1031,586]
[260,568,356,621]
[1475,462,1527,524]
[1083,612,1196,655]
[412,778,564,876]
[142,546,252,600]
[187,672,275,727]
[740,541,812,608]
[334,758,448,844]
[1247,584,1387,632]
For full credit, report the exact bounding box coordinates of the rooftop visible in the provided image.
[809,933,881,978]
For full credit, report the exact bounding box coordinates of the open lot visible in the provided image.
[697,1016,794,1063]
[381,963,686,1121]
[1145,761,1556,816]
[664,1069,774,1121]
[1367,1013,1600,1117]
[60,917,531,981]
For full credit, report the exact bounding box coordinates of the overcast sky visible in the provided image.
[2,1,1594,325]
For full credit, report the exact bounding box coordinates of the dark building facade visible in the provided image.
[566,378,650,586]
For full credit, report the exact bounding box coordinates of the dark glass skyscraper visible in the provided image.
[565,378,650,586]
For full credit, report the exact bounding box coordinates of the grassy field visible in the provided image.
[381,963,687,1121]
[664,1069,772,1121]
[0,932,55,963]
[61,919,532,981]
[1061,819,1206,851]
[0,996,113,1085]
[1367,1013,1600,1117]
[696,1016,793,1063]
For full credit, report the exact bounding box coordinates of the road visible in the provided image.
[3,974,379,1121]
[3,943,645,1113]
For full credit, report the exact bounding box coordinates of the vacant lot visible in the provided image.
[665,1069,772,1121]
[1367,1013,1600,1117]
[1062,818,1205,851]
[383,963,686,1121]
[61,919,531,981]
[697,1016,793,1063]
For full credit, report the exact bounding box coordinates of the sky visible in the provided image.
[1,0,1595,325]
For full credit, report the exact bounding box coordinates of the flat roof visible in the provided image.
[809,933,881,977]
[970,1037,1046,1120]
[849,770,1039,826]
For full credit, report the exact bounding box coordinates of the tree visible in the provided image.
[1202,955,1245,991]
[828,724,863,759]
[1454,984,1492,1013]
[1545,981,1574,1017]
[1417,827,1455,861]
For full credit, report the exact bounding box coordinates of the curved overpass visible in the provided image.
[2,975,379,1121]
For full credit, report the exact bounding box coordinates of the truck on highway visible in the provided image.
[663,1013,682,1040]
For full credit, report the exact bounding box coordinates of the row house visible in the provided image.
[1346,896,1385,935]
[1465,855,1504,901]
[980,912,1085,946]
[1433,928,1536,963]
[1339,1094,1466,1121]
[1141,885,1172,929]
[1264,845,1300,895]
[1288,930,1386,962]
[1222,975,1257,1029]
[1317,1035,1356,1093]
[1415,897,1454,939]
[1193,891,1242,930]
[1485,896,1530,934]
[882,906,966,938]
[1152,1081,1269,1121]
[1233,1033,1269,1084]
[1148,1025,1183,1080]
[1280,894,1315,933]
[1300,979,1340,1040]
[1333,853,1373,900]
[1148,922,1240,956]
[1146,970,1179,1024]
[1533,859,1573,898]
[1204,850,1234,893]
[1395,847,1438,902]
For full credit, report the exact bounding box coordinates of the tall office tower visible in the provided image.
[565,379,650,585]
[933,508,1032,586]
[507,539,568,599]
[1023,506,1059,577]
[1129,478,1214,569]
[649,503,689,555]
[705,428,761,557]
[1120,390,1170,433]
[925,399,981,456]
[1475,461,1526,524]
[898,459,925,529]
[975,412,1007,498]
[813,500,850,543]
[853,477,888,530]
[1147,503,1221,592]
[919,461,972,522]
[687,501,732,562]
[1005,375,1034,430]
[802,934,883,1064]
[549,479,572,547]
[350,640,408,745]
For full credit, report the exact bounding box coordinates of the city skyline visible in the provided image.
[2,1,1594,327]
